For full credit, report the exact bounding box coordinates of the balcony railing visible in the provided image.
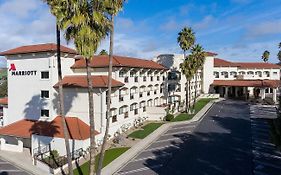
[119,96,124,102]
[150,77,153,81]
[157,76,160,81]
[134,109,138,115]
[124,112,129,118]
[124,77,129,83]
[143,77,146,82]
[135,77,138,82]
[130,94,134,100]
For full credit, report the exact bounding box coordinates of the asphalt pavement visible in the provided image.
[116,100,253,175]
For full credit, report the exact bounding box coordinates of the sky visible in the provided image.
[0,0,281,67]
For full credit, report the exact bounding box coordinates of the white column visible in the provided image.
[273,88,277,103]
[261,88,266,99]
[235,87,238,97]
[224,87,229,98]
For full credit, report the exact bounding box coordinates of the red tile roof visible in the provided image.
[214,58,281,69]
[0,43,77,56]
[54,75,124,88]
[0,97,8,105]
[205,51,218,56]
[0,116,98,140]
[71,55,167,70]
[212,80,280,88]
[214,58,237,67]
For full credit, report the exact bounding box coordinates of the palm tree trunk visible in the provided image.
[185,82,188,113]
[193,70,198,109]
[96,15,114,175]
[56,25,73,175]
[86,58,96,175]
[188,80,191,113]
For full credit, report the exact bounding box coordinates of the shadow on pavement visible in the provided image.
[143,100,252,175]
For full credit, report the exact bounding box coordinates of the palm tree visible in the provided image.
[278,43,281,65]
[180,55,196,113]
[191,44,205,109]
[44,1,110,174]
[177,27,195,112]
[55,24,74,175]
[99,49,108,55]
[96,1,125,174]
[262,50,270,62]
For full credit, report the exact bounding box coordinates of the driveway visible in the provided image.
[116,100,252,175]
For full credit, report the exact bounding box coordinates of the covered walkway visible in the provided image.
[212,80,280,102]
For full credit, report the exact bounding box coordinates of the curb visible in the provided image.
[102,98,221,175]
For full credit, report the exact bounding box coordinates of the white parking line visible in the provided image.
[133,152,172,162]
[156,137,184,143]
[170,125,196,130]
[164,130,191,136]
[254,159,281,170]
[144,144,180,152]
[117,164,163,175]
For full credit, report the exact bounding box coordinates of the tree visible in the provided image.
[180,55,196,113]
[190,44,205,109]
[96,1,126,174]
[262,50,270,62]
[44,1,110,174]
[0,80,7,98]
[177,27,195,112]
[99,49,108,55]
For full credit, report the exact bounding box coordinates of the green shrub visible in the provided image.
[165,114,174,121]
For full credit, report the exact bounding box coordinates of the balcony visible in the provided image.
[124,77,129,83]
[124,112,129,118]
[150,77,153,81]
[134,77,138,82]
[143,107,146,112]
[119,96,124,102]
[157,76,160,81]
[139,93,143,98]
[143,77,146,82]
[154,90,157,95]
[147,91,150,96]
[130,94,134,100]
[134,109,138,115]
[112,115,117,123]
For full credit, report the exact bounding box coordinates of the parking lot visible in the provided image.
[0,158,29,175]
[250,105,281,175]
[116,122,197,175]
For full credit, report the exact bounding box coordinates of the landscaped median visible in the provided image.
[128,123,164,139]
[73,147,130,175]
[171,98,217,122]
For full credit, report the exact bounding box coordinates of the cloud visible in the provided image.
[213,40,280,62]
[193,15,216,30]
[116,17,134,30]
[245,20,281,38]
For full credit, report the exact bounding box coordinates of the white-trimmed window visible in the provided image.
[41,109,49,117]
[119,106,128,115]
[41,90,49,99]
[130,103,138,111]
[119,70,127,77]
[41,71,49,79]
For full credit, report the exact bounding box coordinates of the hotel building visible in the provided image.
[0,43,279,157]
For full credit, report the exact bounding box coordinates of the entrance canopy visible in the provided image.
[212,80,280,88]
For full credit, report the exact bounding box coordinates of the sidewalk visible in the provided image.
[0,148,50,175]
[102,98,221,175]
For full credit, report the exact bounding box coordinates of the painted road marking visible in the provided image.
[164,130,191,136]
[132,152,173,162]
[117,164,163,175]
[144,144,180,152]
[155,137,183,143]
